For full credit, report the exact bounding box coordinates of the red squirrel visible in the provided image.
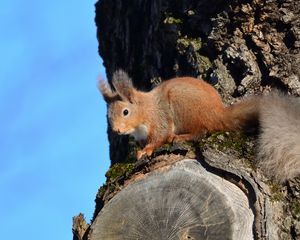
[99,70,300,182]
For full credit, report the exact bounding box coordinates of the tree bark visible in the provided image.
[73,0,300,239]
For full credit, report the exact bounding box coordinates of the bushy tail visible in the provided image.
[256,91,300,183]
[223,96,261,132]
[224,92,300,182]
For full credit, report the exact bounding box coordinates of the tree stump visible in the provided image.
[91,160,255,240]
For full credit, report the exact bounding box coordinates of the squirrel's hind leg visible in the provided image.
[168,133,202,143]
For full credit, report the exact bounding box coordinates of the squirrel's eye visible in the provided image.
[123,109,129,116]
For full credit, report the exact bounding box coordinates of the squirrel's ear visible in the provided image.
[97,80,121,103]
[112,70,136,103]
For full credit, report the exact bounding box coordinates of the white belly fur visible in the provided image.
[130,124,148,141]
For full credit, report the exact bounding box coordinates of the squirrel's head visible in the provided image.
[98,70,141,135]
[108,100,141,134]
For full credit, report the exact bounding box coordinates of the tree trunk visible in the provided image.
[73,0,300,239]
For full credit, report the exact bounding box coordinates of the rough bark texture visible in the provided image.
[73,0,300,239]
[95,0,300,165]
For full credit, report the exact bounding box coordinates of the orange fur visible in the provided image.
[100,71,259,159]
[99,71,300,182]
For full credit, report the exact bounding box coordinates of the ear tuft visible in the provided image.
[112,70,136,102]
[97,79,120,103]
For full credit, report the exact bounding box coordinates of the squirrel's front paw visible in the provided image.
[137,147,153,160]
[137,150,146,160]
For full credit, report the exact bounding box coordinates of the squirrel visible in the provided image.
[99,70,300,183]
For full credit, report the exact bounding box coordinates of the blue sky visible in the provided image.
[0,1,110,239]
